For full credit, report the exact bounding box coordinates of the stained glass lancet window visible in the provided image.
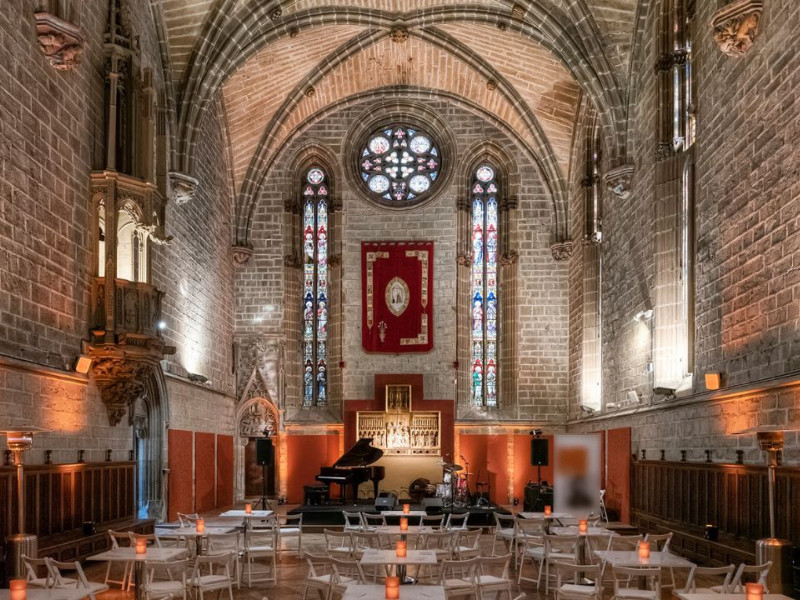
[470,165,499,407]
[302,167,329,407]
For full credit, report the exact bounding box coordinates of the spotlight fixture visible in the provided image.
[653,386,676,399]
[633,309,654,322]
[187,372,208,383]
[74,354,93,374]
[580,405,595,415]
[626,390,640,404]
[157,321,167,330]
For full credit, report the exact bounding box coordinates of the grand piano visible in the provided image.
[316,438,385,505]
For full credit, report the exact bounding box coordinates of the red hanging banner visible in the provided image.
[362,241,434,353]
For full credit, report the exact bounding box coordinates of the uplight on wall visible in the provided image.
[74,355,93,374]
[633,309,654,322]
[705,372,722,391]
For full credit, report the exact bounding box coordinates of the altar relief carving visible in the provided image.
[357,385,440,455]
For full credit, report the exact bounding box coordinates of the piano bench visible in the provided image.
[304,484,329,505]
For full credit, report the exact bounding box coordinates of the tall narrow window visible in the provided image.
[302,167,329,407]
[470,165,499,407]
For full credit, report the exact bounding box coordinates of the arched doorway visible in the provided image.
[131,366,168,521]
[235,398,281,502]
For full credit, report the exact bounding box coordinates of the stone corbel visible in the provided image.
[169,172,199,205]
[35,12,84,71]
[232,244,253,267]
[284,253,301,269]
[712,0,763,56]
[604,164,635,199]
[456,253,471,267]
[550,239,574,261]
[91,359,153,426]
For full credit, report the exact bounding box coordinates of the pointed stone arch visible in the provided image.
[234,396,285,501]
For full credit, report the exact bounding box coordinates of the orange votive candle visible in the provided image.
[385,576,400,599]
[399,517,408,531]
[544,505,552,516]
[245,503,252,514]
[10,579,26,600]
[578,519,588,534]
[195,518,205,533]
[403,504,410,514]
[396,540,407,558]
[746,583,764,600]
[638,540,650,559]
[135,537,147,554]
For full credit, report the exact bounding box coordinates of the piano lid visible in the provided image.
[333,437,384,468]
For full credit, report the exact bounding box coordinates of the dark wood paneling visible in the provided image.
[0,462,135,544]
[632,460,800,565]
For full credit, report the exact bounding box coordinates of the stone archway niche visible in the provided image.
[234,397,285,501]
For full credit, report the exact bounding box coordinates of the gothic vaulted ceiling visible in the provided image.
[155,0,644,241]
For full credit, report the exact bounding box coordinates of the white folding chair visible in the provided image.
[446,513,470,530]
[329,557,366,597]
[105,529,134,589]
[342,511,363,531]
[554,562,603,600]
[612,566,660,600]
[599,490,609,523]
[541,534,580,594]
[324,529,354,559]
[301,552,334,600]
[477,554,514,600]
[516,520,545,586]
[644,532,674,587]
[729,562,772,593]
[491,513,517,557]
[188,553,235,600]
[678,564,735,595]
[47,559,110,600]
[22,555,55,588]
[440,557,480,599]
[362,512,386,528]
[279,513,303,553]
[454,528,482,559]
[207,532,243,588]
[245,528,278,586]
[143,558,190,600]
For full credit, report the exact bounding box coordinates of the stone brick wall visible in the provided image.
[239,98,569,422]
[569,0,800,464]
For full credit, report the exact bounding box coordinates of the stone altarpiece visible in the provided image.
[357,385,441,455]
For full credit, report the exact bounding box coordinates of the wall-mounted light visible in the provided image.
[626,390,640,404]
[157,321,167,330]
[653,386,676,399]
[704,372,722,391]
[580,405,595,416]
[633,309,654,322]
[74,355,93,374]
[187,373,208,383]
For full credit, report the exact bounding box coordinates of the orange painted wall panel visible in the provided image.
[286,434,339,504]
[195,432,216,513]
[168,429,194,521]
[606,427,631,522]
[216,434,234,509]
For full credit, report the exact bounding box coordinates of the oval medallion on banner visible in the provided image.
[385,277,410,317]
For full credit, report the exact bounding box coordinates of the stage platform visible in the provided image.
[288,499,511,528]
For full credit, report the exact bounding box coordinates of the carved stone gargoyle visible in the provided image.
[34,12,84,71]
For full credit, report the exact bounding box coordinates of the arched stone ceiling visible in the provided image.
[436,22,581,177]
[162,0,218,84]
[280,0,510,13]
[225,36,575,223]
[222,24,366,195]
[585,0,640,86]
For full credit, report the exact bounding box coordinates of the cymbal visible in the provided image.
[442,463,463,472]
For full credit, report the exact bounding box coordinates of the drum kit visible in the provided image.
[433,457,491,508]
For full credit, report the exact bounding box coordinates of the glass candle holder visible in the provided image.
[578,519,588,534]
[402,504,410,514]
[245,503,253,514]
[9,579,27,600]
[746,583,764,600]
[544,505,552,516]
[396,540,407,558]
[196,518,205,533]
[385,576,400,599]
[399,517,408,531]
[638,540,650,559]
[135,538,147,554]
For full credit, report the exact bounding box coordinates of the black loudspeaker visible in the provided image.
[531,438,549,466]
[256,438,274,467]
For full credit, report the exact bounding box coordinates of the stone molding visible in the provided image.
[168,171,199,205]
[550,240,574,261]
[232,244,253,266]
[604,164,635,199]
[90,358,153,426]
[35,12,84,71]
[711,0,763,56]
[389,26,409,43]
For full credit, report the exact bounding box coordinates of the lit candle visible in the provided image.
[135,537,147,555]
[638,540,650,559]
[245,503,252,514]
[399,517,408,531]
[544,505,552,516]
[9,579,27,600]
[385,576,400,599]
[402,504,410,514]
[195,518,205,533]
[396,540,407,558]
[746,583,764,600]
[578,519,588,534]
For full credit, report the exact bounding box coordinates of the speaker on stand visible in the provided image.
[530,432,549,486]
[255,437,274,511]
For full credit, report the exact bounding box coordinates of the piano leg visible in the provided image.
[372,479,380,501]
